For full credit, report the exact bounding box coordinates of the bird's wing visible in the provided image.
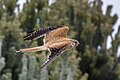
[43,26,69,44]
[40,45,68,69]
[23,25,64,40]
[40,41,70,69]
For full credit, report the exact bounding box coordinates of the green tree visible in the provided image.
[0,0,120,80]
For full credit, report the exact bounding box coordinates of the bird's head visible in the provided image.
[71,39,80,48]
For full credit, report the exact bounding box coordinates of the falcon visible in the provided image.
[16,25,79,69]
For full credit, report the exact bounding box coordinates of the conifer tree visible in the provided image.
[0,0,119,80]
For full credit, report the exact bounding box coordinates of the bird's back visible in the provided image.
[43,26,69,44]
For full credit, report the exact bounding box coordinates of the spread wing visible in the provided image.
[23,25,64,40]
[44,26,69,44]
[40,41,70,69]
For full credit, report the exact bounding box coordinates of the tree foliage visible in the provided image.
[0,0,120,80]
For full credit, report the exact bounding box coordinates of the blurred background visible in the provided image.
[0,0,120,80]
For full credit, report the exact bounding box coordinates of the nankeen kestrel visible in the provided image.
[16,25,79,69]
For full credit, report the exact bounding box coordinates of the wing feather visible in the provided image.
[40,41,70,69]
[44,26,69,44]
[23,25,64,40]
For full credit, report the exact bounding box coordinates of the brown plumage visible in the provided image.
[16,25,79,69]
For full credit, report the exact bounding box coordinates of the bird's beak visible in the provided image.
[76,41,80,47]
[78,41,80,45]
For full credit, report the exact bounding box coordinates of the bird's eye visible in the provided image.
[75,41,78,44]
[74,41,79,47]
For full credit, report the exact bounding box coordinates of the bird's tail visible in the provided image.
[16,46,48,53]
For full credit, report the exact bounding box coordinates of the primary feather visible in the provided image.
[23,25,64,40]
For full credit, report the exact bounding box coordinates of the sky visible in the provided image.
[101,0,120,55]
[15,0,120,55]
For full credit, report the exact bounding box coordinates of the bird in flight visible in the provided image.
[16,25,79,69]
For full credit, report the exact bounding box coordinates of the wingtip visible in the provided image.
[40,59,51,69]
